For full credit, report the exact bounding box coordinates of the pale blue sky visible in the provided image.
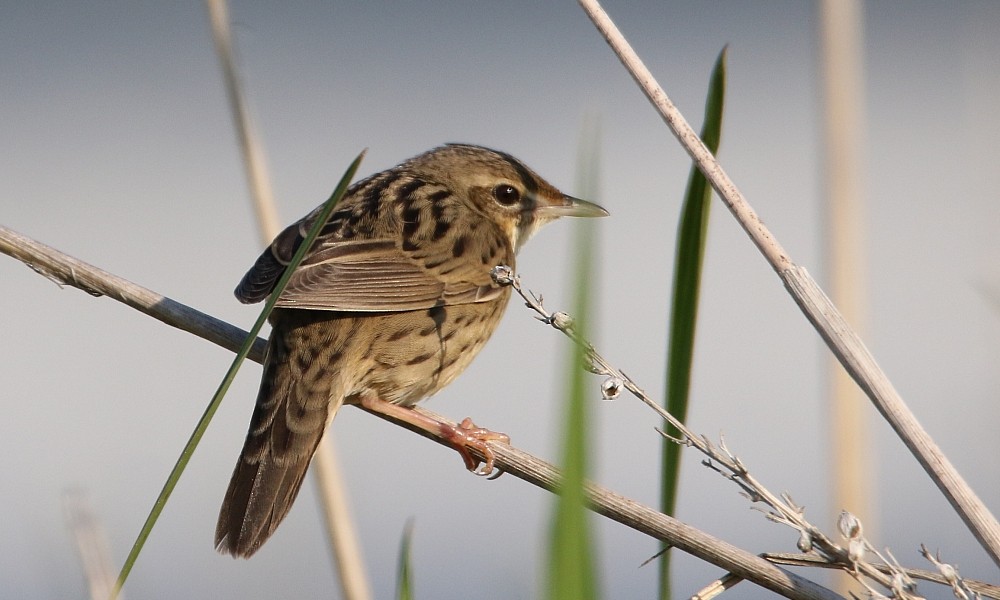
[2,2,999,598]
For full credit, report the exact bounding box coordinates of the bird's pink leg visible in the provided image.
[359,395,509,476]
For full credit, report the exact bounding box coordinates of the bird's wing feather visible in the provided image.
[234,218,507,312]
[275,238,504,311]
[235,170,515,312]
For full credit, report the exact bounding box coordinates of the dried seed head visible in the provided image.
[796,530,813,553]
[601,376,623,400]
[490,264,514,286]
[937,562,959,585]
[550,311,573,330]
[837,510,863,540]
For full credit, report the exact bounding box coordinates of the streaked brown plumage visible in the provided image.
[216,143,607,557]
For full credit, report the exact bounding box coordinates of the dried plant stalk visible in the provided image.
[0,224,841,599]
[576,0,1000,567]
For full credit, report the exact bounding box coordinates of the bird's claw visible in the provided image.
[441,417,509,477]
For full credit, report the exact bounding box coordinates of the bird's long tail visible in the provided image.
[216,310,345,558]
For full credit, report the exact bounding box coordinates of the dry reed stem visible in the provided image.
[63,490,121,600]
[0,223,841,600]
[576,0,1000,567]
[494,268,983,599]
[204,2,372,597]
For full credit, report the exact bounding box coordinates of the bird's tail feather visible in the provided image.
[216,312,342,557]
[215,444,318,557]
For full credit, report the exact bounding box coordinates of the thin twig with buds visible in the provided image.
[0,225,840,600]
[575,0,1000,567]
[919,545,982,600]
[492,265,995,599]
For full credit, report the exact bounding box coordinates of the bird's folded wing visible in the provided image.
[238,236,503,312]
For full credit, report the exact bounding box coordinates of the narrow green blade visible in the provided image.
[109,151,364,599]
[547,124,601,600]
[658,48,727,600]
[395,520,415,600]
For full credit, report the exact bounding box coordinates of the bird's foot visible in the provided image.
[358,395,508,476]
[440,417,510,476]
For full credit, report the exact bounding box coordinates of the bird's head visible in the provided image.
[407,143,608,252]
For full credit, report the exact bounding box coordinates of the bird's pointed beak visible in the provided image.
[535,194,609,219]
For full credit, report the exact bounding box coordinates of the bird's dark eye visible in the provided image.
[492,184,521,206]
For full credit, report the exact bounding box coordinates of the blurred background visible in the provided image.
[3,2,999,598]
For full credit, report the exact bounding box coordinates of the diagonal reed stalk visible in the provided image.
[204,3,373,598]
[576,0,1000,567]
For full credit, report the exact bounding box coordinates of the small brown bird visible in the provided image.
[216,143,607,557]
